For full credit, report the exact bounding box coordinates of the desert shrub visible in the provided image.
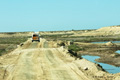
[68,44,84,52]
[58,42,65,46]
[0,37,29,44]
[0,53,2,56]
[0,36,29,56]
[114,54,120,58]
[0,49,6,56]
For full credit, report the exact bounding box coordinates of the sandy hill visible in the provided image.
[72,26,120,36]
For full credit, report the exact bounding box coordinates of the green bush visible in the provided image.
[0,53,2,56]
[0,49,6,56]
[68,44,84,52]
[114,54,120,58]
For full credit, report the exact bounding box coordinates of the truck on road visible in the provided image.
[32,33,40,42]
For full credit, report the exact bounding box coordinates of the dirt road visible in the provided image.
[0,39,119,80]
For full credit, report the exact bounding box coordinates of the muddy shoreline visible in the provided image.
[75,42,120,67]
[79,51,120,66]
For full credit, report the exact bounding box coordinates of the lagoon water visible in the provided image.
[116,50,120,54]
[82,55,120,74]
[92,41,120,44]
[92,41,120,54]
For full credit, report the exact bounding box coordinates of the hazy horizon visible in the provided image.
[0,28,97,33]
[0,0,120,32]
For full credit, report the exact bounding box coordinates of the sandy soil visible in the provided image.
[72,26,120,36]
[0,38,120,80]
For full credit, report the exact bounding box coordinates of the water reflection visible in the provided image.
[82,55,120,74]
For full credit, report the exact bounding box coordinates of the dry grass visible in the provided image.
[0,36,30,56]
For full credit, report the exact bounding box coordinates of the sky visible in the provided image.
[0,0,120,32]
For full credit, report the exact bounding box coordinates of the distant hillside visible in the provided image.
[0,32,33,37]
[1,26,120,37]
[71,26,120,37]
[39,29,95,36]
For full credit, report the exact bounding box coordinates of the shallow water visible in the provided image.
[82,55,120,74]
[92,41,120,54]
[92,41,120,44]
[116,50,120,54]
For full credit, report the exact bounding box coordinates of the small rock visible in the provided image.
[84,67,88,70]
[110,54,116,57]
[105,42,115,46]
[20,43,24,46]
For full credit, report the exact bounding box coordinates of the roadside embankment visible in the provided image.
[0,39,120,80]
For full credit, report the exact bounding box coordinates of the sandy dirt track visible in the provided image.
[0,39,119,80]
